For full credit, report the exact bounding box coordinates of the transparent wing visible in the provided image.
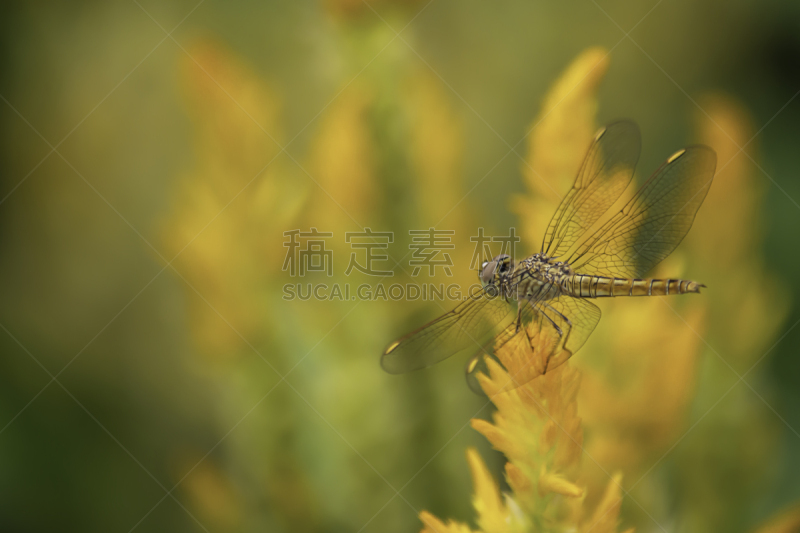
[381,289,515,374]
[464,298,538,395]
[569,146,717,278]
[464,323,517,395]
[541,121,641,259]
[539,294,602,357]
[465,295,600,394]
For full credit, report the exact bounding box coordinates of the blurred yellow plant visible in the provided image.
[322,0,425,18]
[689,94,790,363]
[164,30,477,532]
[162,39,323,533]
[673,94,789,533]
[307,81,377,229]
[163,39,306,359]
[511,46,609,251]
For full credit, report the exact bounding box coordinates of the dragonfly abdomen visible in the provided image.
[564,274,704,298]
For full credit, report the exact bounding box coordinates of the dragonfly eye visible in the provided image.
[494,255,512,275]
[479,261,497,286]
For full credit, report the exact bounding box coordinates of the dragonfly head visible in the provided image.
[479,254,514,287]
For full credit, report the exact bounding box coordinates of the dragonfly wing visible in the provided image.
[502,295,600,389]
[465,298,538,395]
[539,294,602,356]
[464,322,516,396]
[465,295,600,393]
[381,290,515,374]
[541,121,641,259]
[568,145,716,278]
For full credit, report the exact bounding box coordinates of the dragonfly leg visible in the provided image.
[535,302,572,374]
[532,303,563,337]
[516,320,541,385]
[542,302,572,344]
[520,285,547,334]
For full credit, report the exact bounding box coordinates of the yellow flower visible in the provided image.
[420,508,478,533]
[165,34,477,533]
[307,81,377,229]
[511,46,610,251]
[163,39,320,531]
[419,323,630,533]
[163,39,300,359]
[689,94,791,363]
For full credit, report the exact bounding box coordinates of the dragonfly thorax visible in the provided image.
[520,254,574,287]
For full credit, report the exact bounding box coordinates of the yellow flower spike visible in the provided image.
[538,465,584,498]
[579,304,705,476]
[476,356,521,398]
[540,419,558,450]
[665,93,789,533]
[580,473,625,533]
[691,94,762,266]
[164,39,293,358]
[419,510,477,533]
[492,325,564,391]
[512,46,610,249]
[689,93,790,362]
[417,449,515,533]
[403,68,465,225]
[471,331,590,518]
[470,418,520,461]
[554,418,584,470]
[505,462,532,495]
[528,46,610,195]
[467,448,516,533]
[402,68,474,292]
[431,352,632,532]
[307,82,377,227]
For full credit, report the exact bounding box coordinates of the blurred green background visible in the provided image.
[1,1,800,532]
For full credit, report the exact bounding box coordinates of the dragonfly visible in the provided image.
[381,121,716,389]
